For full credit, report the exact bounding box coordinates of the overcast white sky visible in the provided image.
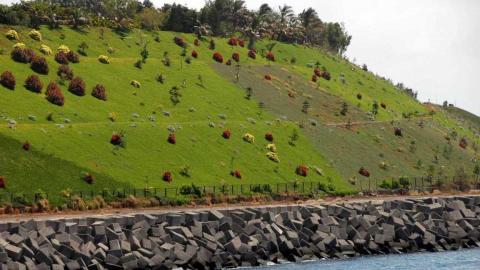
[2,0,479,116]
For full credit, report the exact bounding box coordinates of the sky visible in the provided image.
[1,0,479,116]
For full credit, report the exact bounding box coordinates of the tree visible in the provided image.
[372,101,379,115]
[474,163,480,177]
[140,44,149,63]
[442,100,448,108]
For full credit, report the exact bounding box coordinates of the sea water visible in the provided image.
[250,248,480,270]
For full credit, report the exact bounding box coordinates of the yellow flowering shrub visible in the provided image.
[5,30,19,40]
[28,30,42,41]
[243,133,255,143]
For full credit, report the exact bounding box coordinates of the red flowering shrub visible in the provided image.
[213,52,224,63]
[248,50,256,59]
[394,127,403,137]
[191,50,198,58]
[380,103,386,109]
[55,52,69,64]
[68,77,86,96]
[266,51,275,62]
[57,64,73,80]
[92,84,107,101]
[45,82,64,106]
[359,167,370,177]
[239,39,245,47]
[163,171,173,182]
[231,170,242,179]
[264,74,272,81]
[30,56,49,75]
[67,51,80,63]
[174,36,186,47]
[11,48,36,63]
[168,133,176,144]
[22,141,30,151]
[84,173,94,184]
[296,165,308,177]
[311,75,317,82]
[232,52,240,62]
[25,75,43,93]
[459,138,468,149]
[222,130,231,139]
[0,176,5,189]
[314,68,322,77]
[110,134,123,146]
[0,71,16,90]
[357,93,363,100]
[194,39,200,46]
[321,71,331,80]
[265,133,274,142]
[228,37,238,46]
[226,59,232,66]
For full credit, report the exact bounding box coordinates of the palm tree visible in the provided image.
[278,5,294,24]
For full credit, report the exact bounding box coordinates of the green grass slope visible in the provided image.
[0,26,351,198]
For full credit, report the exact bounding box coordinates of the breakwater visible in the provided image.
[1,196,480,269]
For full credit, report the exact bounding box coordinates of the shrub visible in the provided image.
[266,144,276,152]
[264,74,272,81]
[91,84,107,101]
[314,68,322,77]
[30,56,49,74]
[296,165,308,177]
[358,167,370,177]
[110,134,123,146]
[57,65,73,80]
[194,39,200,46]
[0,71,16,90]
[174,36,186,47]
[5,30,19,40]
[248,50,256,59]
[379,180,392,189]
[39,44,52,55]
[380,102,387,109]
[239,39,245,47]
[179,184,202,197]
[222,130,231,139]
[311,75,317,82]
[231,170,242,179]
[28,30,42,41]
[163,171,173,182]
[13,43,26,49]
[394,127,403,137]
[25,75,43,93]
[168,133,176,144]
[55,52,69,64]
[84,173,94,184]
[45,82,64,106]
[243,133,255,143]
[232,52,240,62]
[134,60,143,69]
[11,48,35,63]
[213,52,224,63]
[266,152,279,163]
[67,51,80,63]
[22,141,30,151]
[226,59,232,66]
[209,39,216,50]
[459,138,468,149]
[191,50,198,58]
[98,55,110,64]
[321,71,331,80]
[265,132,274,142]
[68,77,86,96]
[0,176,5,189]
[399,177,410,189]
[228,37,238,46]
[357,93,362,100]
[57,45,70,53]
[266,51,275,62]
[131,80,141,88]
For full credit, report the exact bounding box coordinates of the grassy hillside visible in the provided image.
[0,25,478,201]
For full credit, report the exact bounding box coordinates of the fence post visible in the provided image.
[277,183,279,193]
[302,182,305,193]
[164,188,167,197]
[241,185,243,194]
[231,185,234,195]
[368,178,371,192]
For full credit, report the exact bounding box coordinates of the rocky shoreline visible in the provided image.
[1,196,480,269]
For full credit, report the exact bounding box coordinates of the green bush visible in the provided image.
[179,184,202,197]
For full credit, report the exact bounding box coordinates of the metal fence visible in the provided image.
[0,174,479,206]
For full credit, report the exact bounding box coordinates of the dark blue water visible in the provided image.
[252,248,480,270]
